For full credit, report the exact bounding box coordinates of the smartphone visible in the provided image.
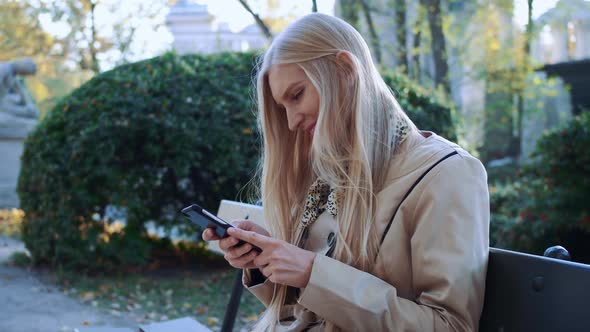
[181,203,261,252]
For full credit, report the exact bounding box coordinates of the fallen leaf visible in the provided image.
[207,317,219,326]
[245,314,258,322]
[196,305,208,315]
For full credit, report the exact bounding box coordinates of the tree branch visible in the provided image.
[237,0,273,40]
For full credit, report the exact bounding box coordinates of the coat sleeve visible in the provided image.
[242,268,277,307]
[297,153,490,331]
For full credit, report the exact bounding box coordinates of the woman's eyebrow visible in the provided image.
[278,80,304,103]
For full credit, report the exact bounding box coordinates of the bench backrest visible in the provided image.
[479,247,590,332]
[209,200,264,255]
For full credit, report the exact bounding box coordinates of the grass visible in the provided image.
[7,251,32,267]
[53,261,265,331]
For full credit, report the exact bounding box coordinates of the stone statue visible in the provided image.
[0,58,39,138]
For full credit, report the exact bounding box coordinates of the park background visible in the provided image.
[1,0,589,331]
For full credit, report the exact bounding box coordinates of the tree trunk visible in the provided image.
[359,0,382,65]
[237,0,273,40]
[89,0,100,73]
[513,0,533,160]
[412,29,421,80]
[394,0,407,72]
[422,0,449,93]
[339,0,360,29]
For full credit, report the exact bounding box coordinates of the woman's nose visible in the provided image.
[285,108,303,131]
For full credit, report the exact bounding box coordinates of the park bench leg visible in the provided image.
[221,269,244,332]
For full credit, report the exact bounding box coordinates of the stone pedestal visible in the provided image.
[0,138,25,208]
[0,119,37,208]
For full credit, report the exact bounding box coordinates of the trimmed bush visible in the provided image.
[18,51,457,270]
[521,113,590,262]
[489,113,590,263]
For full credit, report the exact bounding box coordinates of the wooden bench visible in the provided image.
[215,200,590,331]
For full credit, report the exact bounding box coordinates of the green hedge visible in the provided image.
[522,113,590,262]
[18,51,457,270]
[490,113,590,263]
[381,71,458,141]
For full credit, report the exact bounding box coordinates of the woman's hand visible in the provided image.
[202,220,269,269]
[227,227,316,289]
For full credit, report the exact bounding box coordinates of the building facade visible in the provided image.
[165,0,267,55]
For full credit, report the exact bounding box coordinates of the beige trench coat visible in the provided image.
[243,131,490,331]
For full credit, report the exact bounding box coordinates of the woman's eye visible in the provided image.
[292,89,304,101]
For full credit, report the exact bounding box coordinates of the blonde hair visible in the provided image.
[254,13,416,332]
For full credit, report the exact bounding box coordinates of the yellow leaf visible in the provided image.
[207,317,219,326]
[196,305,208,315]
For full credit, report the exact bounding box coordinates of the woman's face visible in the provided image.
[268,63,320,138]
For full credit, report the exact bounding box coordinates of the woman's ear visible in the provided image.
[335,50,356,79]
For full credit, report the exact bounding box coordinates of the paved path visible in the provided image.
[0,235,137,332]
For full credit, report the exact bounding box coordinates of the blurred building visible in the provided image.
[165,0,267,55]
[522,0,590,158]
[532,0,590,64]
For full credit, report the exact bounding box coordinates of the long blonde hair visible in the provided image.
[254,13,416,332]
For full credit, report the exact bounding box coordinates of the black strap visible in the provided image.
[379,150,459,246]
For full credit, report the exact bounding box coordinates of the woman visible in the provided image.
[203,13,489,332]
